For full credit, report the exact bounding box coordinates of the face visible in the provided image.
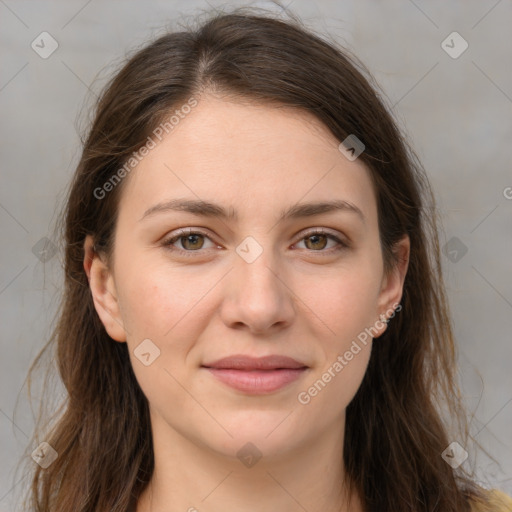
[85,94,409,463]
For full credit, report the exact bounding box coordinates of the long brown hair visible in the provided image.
[16,5,495,511]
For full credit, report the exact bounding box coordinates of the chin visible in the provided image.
[200,412,306,460]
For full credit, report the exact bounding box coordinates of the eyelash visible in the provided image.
[161,228,349,257]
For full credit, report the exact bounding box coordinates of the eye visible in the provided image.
[294,229,349,253]
[161,228,217,255]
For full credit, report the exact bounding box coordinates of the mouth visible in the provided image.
[201,354,309,394]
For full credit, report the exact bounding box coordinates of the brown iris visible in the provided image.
[304,233,328,251]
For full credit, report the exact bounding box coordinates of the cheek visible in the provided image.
[118,259,207,337]
[119,270,208,407]
[298,279,375,414]
[303,264,381,340]
[297,263,378,406]
[301,342,372,421]
[118,263,222,394]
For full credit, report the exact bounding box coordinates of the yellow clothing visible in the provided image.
[470,488,512,511]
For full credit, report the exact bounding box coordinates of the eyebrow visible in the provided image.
[139,198,365,224]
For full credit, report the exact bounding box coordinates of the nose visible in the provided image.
[219,240,296,335]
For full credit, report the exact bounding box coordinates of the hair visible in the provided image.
[15,4,498,512]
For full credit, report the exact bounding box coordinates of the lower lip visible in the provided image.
[203,367,307,394]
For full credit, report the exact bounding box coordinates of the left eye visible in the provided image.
[295,230,347,252]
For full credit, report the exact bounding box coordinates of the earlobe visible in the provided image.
[83,235,127,342]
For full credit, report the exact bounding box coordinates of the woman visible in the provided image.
[20,6,512,512]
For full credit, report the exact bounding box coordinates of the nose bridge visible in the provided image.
[234,233,282,297]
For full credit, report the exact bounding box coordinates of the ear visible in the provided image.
[374,234,410,338]
[83,235,127,342]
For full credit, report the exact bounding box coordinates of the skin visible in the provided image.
[83,93,409,512]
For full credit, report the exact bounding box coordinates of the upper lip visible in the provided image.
[202,354,308,370]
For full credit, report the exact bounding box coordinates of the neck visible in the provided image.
[136,409,363,512]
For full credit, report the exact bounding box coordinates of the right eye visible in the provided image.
[161,228,218,255]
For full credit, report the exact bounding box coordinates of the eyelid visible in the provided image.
[296,227,348,243]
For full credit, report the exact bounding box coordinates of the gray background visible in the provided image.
[1,0,511,509]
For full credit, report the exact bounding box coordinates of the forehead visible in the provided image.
[117,95,378,227]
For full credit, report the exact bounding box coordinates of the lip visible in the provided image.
[202,354,307,370]
[201,355,309,394]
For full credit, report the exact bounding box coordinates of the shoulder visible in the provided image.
[469,488,512,512]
